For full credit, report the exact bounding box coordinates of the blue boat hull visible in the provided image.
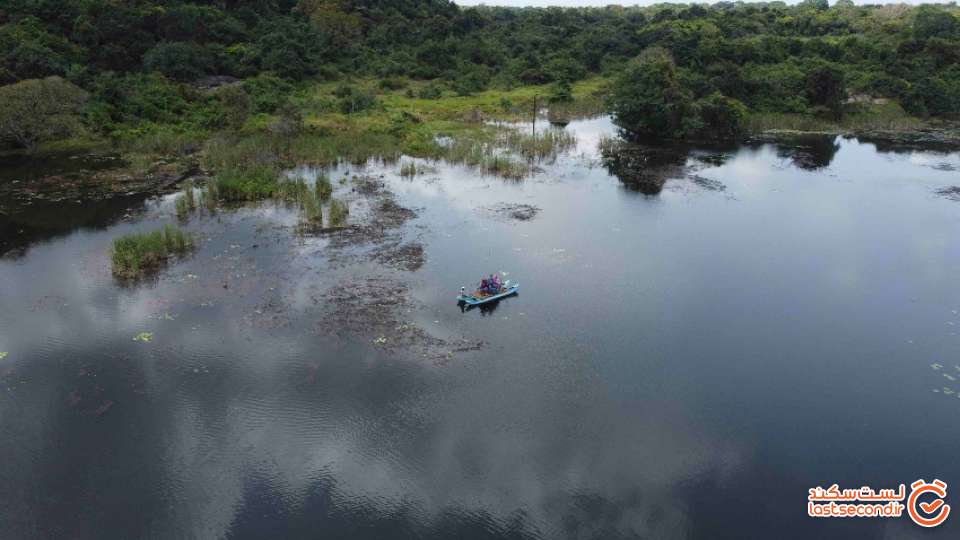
[457,284,519,305]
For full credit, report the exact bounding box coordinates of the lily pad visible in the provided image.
[133,332,153,343]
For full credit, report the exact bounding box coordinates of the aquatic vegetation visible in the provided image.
[111,225,194,278]
[211,166,279,202]
[328,197,349,227]
[203,134,280,170]
[275,176,309,203]
[132,332,153,342]
[477,155,528,180]
[0,352,7,360]
[500,127,576,161]
[300,190,323,227]
[399,160,418,178]
[315,174,333,201]
[174,179,196,220]
[201,180,219,211]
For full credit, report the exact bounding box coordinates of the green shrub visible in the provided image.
[379,77,407,90]
[417,84,443,100]
[335,85,377,114]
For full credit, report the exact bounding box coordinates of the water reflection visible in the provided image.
[3,117,960,539]
[600,141,688,195]
[771,135,840,170]
[0,195,149,256]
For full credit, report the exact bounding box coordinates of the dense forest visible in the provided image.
[0,0,958,144]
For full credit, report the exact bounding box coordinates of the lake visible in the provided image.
[2,116,959,539]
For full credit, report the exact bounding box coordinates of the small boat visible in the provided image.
[457,281,519,305]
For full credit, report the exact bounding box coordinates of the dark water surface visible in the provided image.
[2,118,960,539]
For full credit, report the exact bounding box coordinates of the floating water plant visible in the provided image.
[0,352,7,360]
[328,197,349,227]
[111,225,194,278]
[133,332,153,343]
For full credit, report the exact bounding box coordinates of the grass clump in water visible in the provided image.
[328,197,349,227]
[300,190,323,227]
[501,127,576,162]
[399,160,419,178]
[111,225,194,278]
[315,174,333,201]
[211,166,278,202]
[174,179,197,220]
[275,175,309,203]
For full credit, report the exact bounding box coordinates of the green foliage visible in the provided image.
[335,85,376,114]
[610,48,692,139]
[214,84,251,129]
[417,84,443,100]
[379,77,407,90]
[1,0,958,149]
[548,80,573,103]
[0,76,87,151]
[691,92,748,139]
[805,63,846,119]
[143,42,214,82]
[111,225,194,278]
[243,74,294,114]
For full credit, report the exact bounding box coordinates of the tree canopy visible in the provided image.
[0,0,956,141]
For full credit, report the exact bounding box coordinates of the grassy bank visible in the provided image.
[744,102,938,135]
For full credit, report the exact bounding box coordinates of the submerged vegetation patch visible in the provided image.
[936,186,960,201]
[484,203,541,222]
[111,225,194,279]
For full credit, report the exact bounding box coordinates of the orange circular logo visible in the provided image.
[907,479,950,527]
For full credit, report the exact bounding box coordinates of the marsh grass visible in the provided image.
[478,155,528,180]
[399,160,418,177]
[745,104,923,133]
[212,166,279,202]
[174,179,197,220]
[328,197,349,227]
[398,159,437,177]
[315,174,333,201]
[300,190,323,227]
[111,225,194,278]
[275,176,309,203]
[501,127,576,161]
[201,180,219,211]
[439,128,533,179]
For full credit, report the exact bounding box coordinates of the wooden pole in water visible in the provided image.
[532,94,537,136]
